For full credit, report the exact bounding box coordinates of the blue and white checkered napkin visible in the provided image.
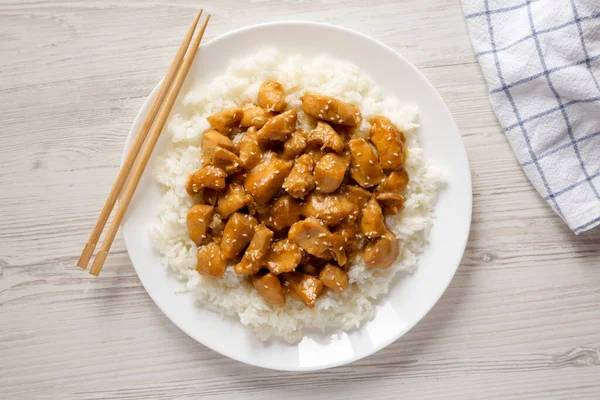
[462,0,600,233]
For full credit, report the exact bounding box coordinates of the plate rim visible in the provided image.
[121,20,473,371]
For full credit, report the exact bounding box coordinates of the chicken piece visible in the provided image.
[304,149,326,165]
[216,183,253,218]
[313,153,350,193]
[186,204,214,246]
[332,223,359,248]
[240,105,275,129]
[375,169,409,215]
[282,154,315,199]
[264,195,303,231]
[201,130,235,164]
[247,199,271,220]
[221,213,258,260]
[333,223,365,262]
[376,193,405,215]
[342,185,372,209]
[283,272,323,308]
[237,127,262,170]
[206,108,243,136]
[208,212,226,241]
[370,116,406,170]
[301,93,362,127]
[256,108,297,143]
[196,242,227,278]
[258,81,286,112]
[235,224,274,275]
[264,239,302,274]
[377,169,410,194]
[302,192,359,227]
[288,217,333,259]
[252,273,286,306]
[360,197,387,239]
[282,129,308,160]
[306,121,345,153]
[347,138,385,187]
[318,264,348,293]
[244,152,293,204]
[186,166,227,195]
[199,188,219,206]
[212,147,243,175]
[363,231,399,269]
[330,233,348,266]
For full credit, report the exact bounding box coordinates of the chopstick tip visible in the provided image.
[89,250,108,276]
[77,242,95,269]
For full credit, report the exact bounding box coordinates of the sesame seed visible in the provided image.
[393,153,399,157]
[369,160,374,165]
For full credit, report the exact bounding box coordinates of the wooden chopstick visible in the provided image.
[77,9,204,270]
[89,14,211,276]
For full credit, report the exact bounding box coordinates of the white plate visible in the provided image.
[121,21,472,371]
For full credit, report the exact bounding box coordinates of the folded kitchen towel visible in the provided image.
[461,0,600,233]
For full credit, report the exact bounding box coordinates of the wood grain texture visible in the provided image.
[1,0,599,399]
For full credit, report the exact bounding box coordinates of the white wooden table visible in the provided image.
[2,1,599,398]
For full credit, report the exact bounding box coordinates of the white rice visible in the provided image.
[149,49,442,343]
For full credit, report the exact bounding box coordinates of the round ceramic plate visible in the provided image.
[121,21,472,371]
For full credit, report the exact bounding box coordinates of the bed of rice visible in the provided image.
[149,49,442,343]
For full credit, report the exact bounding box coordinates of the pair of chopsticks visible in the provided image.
[77,9,210,276]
